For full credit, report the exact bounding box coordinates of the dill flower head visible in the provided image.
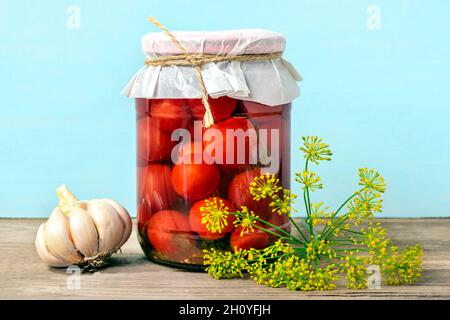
[358,168,386,193]
[269,239,294,256]
[382,244,424,285]
[249,174,282,201]
[361,222,392,265]
[346,200,365,225]
[306,238,336,262]
[300,136,332,164]
[295,170,323,191]
[203,248,249,279]
[356,190,383,214]
[309,202,331,227]
[340,251,368,289]
[200,197,232,233]
[246,240,294,276]
[270,189,298,216]
[268,256,338,291]
[233,207,259,236]
[347,190,382,224]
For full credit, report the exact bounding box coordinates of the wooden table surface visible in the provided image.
[1,218,449,300]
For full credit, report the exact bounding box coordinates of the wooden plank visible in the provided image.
[0,218,449,300]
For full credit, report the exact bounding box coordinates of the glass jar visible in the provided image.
[136,98,291,269]
[123,28,300,269]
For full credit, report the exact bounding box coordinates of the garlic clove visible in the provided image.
[88,199,125,253]
[69,206,99,259]
[56,184,79,217]
[35,223,70,267]
[44,207,83,264]
[103,199,132,248]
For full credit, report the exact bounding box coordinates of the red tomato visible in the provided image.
[146,210,193,260]
[171,161,220,202]
[227,168,273,219]
[189,197,236,240]
[188,96,237,122]
[204,117,258,169]
[140,164,178,217]
[230,224,270,252]
[150,99,191,132]
[137,115,175,164]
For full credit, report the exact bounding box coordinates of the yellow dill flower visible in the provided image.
[270,239,294,255]
[363,223,389,250]
[295,170,323,191]
[347,190,382,224]
[358,168,386,193]
[382,245,423,285]
[249,174,282,201]
[340,251,368,289]
[281,258,338,291]
[233,207,259,236]
[308,202,330,226]
[305,238,336,262]
[347,199,364,224]
[203,248,249,279]
[270,189,298,216]
[356,190,382,214]
[300,136,333,164]
[200,197,232,233]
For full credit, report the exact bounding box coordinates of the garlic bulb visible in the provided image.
[35,185,132,268]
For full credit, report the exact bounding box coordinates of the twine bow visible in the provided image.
[146,17,283,128]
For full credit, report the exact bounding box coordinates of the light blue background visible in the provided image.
[1,0,449,218]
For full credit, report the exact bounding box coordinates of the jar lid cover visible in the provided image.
[122,28,301,106]
[141,29,286,56]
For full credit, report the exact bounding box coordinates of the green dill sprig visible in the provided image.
[202,136,423,291]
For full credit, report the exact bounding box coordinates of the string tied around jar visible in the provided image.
[146,17,283,128]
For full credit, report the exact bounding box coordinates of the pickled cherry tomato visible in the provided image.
[171,159,220,202]
[230,224,270,252]
[205,117,257,169]
[188,96,237,122]
[141,164,178,214]
[137,115,174,163]
[227,168,273,218]
[189,197,236,240]
[151,99,191,132]
[146,210,191,259]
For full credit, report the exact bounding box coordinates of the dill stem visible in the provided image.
[254,218,304,245]
[303,157,314,237]
[288,216,309,242]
